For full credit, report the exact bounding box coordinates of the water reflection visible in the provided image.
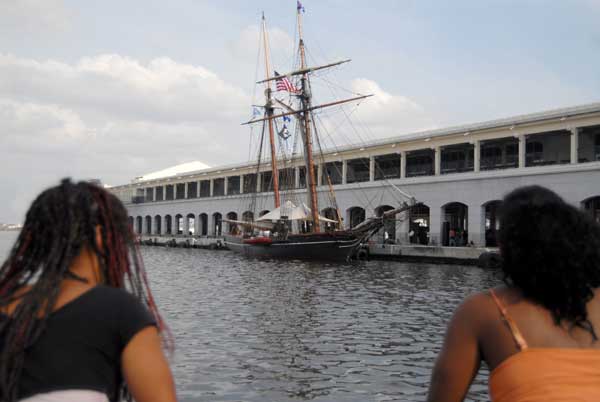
[141,246,500,402]
[0,232,498,401]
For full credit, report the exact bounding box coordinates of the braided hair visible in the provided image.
[498,185,600,340]
[0,179,171,402]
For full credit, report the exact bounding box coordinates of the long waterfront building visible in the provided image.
[111,102,600,247]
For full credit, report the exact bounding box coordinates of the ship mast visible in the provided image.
[262,14,281,208]
[243,8,373,230]
[296,5,320,231]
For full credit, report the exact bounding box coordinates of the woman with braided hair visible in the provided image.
[0,179,177,402]
[427,185,600,402]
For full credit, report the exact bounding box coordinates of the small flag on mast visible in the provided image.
[297,1,305,13]
[274,71,299,93]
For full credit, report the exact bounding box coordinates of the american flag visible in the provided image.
[274,71,299,93]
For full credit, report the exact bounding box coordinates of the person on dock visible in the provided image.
[427,185,600,402]
[0,179,177,402]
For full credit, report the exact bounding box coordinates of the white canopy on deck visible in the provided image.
[256,200,337,223]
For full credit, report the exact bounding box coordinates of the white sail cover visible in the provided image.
[256,200,337,223]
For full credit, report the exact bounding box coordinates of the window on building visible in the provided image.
[187,182,198,199]
[322,162,343,185]
[406,150,434,177]
[346,158,370,183]
[243,174,257,193]
[227,176,240,195]
[175,183,185,199]
[213,178,225,196]
[261,171,272,192]
[199,180,210,197]
[374,154,400,180]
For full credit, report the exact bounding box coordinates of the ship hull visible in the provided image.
[225,233,361,261]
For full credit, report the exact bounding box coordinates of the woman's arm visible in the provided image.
[426,294,484,402]
[122,326,177,402]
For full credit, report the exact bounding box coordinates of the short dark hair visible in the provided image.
[498,185,600,338]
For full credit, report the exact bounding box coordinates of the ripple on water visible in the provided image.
[139,246,500,402]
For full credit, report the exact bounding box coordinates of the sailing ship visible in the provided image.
[224,2,416,261]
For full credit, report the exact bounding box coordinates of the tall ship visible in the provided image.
[225,2,417,261]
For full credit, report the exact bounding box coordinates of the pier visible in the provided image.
[111,102,600,248]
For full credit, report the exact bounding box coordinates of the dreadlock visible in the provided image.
[0,178,171,402]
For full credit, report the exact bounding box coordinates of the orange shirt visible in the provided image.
[489,289,600,402]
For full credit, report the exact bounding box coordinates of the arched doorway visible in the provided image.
[144,215,152,235]
[484,200,502,247]
[409,204,430,245]
[175,214,183,235]
[226,212,238,234]
[128,217,134,232]
[165,215,172,235]
[321,207,339,231]
[583,196,600,224]
[242,211,254,222]
[259,210,270,217]
[347,206,366,229]
[212,212,222,236]
[199,213,208,236]
[442,202,468,246]
[375,205,395,243]
[154,215,162,235]
[135,216,143,235]
[186,213,195,235]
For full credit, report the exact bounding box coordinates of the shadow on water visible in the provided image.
[141,246,501,402]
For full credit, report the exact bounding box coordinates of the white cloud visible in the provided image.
[0,53,433,223]
[349,78,434,136]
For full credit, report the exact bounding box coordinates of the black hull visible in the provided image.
[225,233,362,261]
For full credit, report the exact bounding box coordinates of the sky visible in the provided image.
[1,0,599,223]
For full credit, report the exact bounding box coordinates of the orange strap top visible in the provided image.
[488,289,600,402]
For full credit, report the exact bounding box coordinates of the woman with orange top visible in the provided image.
[427,185,600,402]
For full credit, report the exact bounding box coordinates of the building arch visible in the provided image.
[321,207,339,231]
[144,215,152,235]
[442,202,468,246]
[135,216,143,235]
[242,211,254,222]
[259,210,270,217]
[226,211,238,234]
[164,215,172,235]
[175,214,183,235]
[346,206,365,229]
[483,200,502,247]
[409,204,430,245]
[375,205,395,242]
[582,196,600,224]
[186,213,195,235]
[199,213,208,236]
[154,215,162,235]
[128,217,134,232]
[212,212,223,236]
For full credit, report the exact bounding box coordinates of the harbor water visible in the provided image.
[0,231,500,401]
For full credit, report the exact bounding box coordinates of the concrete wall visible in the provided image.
[125,162,600,246]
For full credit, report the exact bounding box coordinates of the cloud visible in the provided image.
[351,78,433,133]
[0,53,249,124]
[0,0,73,33]
[0,53,433,223]
[0,53,254,222]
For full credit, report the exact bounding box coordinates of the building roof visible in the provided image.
[121,101,600,186]
[133,161,211,182]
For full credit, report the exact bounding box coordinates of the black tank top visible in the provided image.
[0,286,156,401]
